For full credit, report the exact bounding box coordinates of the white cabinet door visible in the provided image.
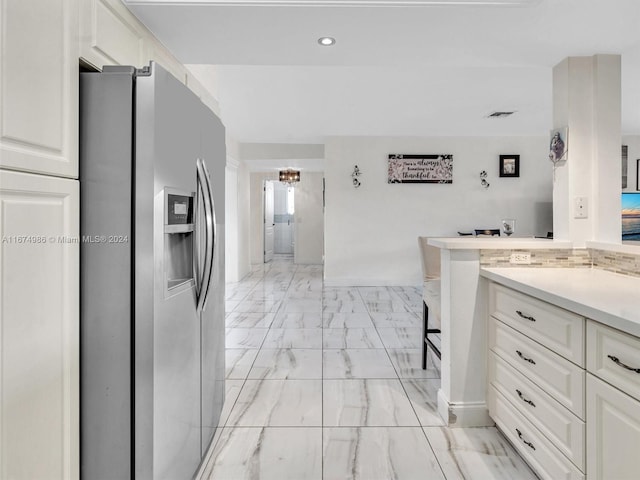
[0,170,79,480]
[586,373,640,480]
[79,0,145,69]
[0,0,78,178]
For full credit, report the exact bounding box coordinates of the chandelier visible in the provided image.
[279,169,301,185]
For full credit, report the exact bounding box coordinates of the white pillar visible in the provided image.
[225,156,240,282]
[552,55,621,246]
[437,248,492,427]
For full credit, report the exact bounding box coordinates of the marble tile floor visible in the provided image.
[198,256,537,480]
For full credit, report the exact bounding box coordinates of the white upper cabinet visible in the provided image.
[79,0,145,69]
[80,0,188,87]
[0,0,79,178]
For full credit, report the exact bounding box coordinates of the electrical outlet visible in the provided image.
[510,252,531,264]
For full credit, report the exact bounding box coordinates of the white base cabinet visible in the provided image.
[0,170,79,479]
[488,280,640,480]
[586,373,640,480]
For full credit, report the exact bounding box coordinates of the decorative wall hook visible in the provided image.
[352,165,362,188]
[480,170,490,189]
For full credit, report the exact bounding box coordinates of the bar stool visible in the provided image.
[417,237,441,368]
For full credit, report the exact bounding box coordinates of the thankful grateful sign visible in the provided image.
[387,154,453,184]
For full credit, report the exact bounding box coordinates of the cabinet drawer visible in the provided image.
[488,387,585,480]
[587,321,640,402]
[489,352,585,469]
[489,318,585,418]
[490,283,584,366]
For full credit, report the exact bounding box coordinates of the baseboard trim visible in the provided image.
[324,278,421,287]
[437,389,494,428]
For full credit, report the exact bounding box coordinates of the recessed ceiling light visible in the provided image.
[318,37,336,46]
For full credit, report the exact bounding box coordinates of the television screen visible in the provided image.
[622,193,640,240]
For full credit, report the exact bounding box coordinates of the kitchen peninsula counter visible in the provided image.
[428,237,573,250]
[428,236,575,427]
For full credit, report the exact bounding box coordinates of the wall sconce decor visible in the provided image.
[480,170,490,189]
[352,165,362,188]
[279,169,301,186]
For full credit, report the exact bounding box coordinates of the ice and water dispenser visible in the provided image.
[164,188,195,293]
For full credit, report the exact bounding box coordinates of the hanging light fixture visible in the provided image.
[279,169,301,186]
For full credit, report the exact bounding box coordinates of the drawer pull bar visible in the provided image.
[516,389,536,407]
[516,350,536,365]
[515,310,536,322]
[515,428,536,450]
[607,355,640,374]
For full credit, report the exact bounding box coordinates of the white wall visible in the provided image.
[225,161,239,282]
[237,159,251,279]
[224,137,251,282]
[294,172,324,264]
[324,136,553,286]
[239,143,324,161]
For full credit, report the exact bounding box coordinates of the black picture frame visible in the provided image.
[637,159,640,190]
[499,155,520,178]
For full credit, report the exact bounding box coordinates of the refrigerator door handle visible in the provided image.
[195,158,215,312]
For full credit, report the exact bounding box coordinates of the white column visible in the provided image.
[225,156,240,282]
[552,55,621,246]
[437,248,492,427]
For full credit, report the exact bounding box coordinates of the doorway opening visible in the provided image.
[264,180,295,263]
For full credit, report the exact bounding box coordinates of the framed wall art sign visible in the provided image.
[499,154,520,178]
[388,154,453,184]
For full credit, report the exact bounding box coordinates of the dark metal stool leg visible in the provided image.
[422,301,428,370]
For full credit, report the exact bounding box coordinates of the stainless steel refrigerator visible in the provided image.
[79,62,225,479]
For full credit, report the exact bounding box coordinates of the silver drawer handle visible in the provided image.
[516,310,536,322]
[607,355,640,374]
[516,389,536,408]
[516,428,536,450]
[516,350,536,365]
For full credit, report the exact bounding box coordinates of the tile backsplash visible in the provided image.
[480,249,592,268]
[591,249,640,276]
[480,248,640,277]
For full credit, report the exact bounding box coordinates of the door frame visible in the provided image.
[263,180,275,263]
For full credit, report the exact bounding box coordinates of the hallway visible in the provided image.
[198,256,536,479]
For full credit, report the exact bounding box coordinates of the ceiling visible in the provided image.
[124,0,640,145]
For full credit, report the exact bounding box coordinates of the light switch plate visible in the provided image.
[574,196,588,219]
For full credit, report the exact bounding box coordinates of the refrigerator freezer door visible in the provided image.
[135,63,204,480]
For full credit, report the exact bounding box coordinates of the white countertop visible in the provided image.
[481,267,640,337]
[428,237,573,250]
